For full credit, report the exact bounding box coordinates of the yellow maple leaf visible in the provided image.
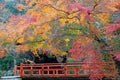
[41,6,57,20]
[6,38,13,42]
[17,38,24,43]
[107,2,119,11]
[64,38,70,42]
[80,13,85,23]
[28,36,34,41]
[16,44,29,52]
[59,18,67,25]
[23,44,29,51]
[0,31,7,38]
[38,23,51,34]
[96,13,110,24]
[61,52,67,56]
[41,34,48,39]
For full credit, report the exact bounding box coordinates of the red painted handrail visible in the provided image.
[14,62,118,78]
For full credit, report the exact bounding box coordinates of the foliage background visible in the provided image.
[0,0,120,77]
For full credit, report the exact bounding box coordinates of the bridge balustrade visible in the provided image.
[14,62,118,78]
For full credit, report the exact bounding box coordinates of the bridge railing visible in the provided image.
[14,62,118,78]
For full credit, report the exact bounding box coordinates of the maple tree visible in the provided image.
[0,0,120,79]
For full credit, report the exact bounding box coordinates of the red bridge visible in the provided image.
[14,62,118,79]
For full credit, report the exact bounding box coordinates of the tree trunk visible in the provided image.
[14,58,16,66]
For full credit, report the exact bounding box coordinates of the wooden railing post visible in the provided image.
[14,65,17,76]
[30,65,33,76]
[20,63,23,77]
[76,68,78,76]
[41,64,44,76]
[47,66,49,74]
[83,63,86,75]
[100,62,104,77]
[64,63,67,76]
[112,62,118,77]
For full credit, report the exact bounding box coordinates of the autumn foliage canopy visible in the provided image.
[0,0,119,60]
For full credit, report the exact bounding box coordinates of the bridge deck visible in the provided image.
[0,76,21,80]
[14,62,118,79]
